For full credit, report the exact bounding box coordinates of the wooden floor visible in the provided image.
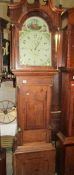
[6,149,12,175]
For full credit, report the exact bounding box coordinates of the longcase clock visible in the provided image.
[8,0,61,144]
[8,1,62,175]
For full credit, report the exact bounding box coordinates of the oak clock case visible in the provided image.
[9,7,60,146]
[10,11,56,145]
[8,1,62,174]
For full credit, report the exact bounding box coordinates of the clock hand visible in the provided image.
[34,36,42,50]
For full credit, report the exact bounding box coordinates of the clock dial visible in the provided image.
[19,17,51,66]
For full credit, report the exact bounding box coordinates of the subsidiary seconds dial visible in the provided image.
[19,16,51,66]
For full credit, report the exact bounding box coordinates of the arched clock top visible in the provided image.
[17,10,53,31]
[20,16,49,32]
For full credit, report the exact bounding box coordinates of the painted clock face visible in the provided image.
[19,16,51,66]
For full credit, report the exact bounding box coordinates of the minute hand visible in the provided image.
[34,37,42,50]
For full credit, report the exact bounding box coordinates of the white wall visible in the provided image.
[53,0,74,8]
[0,81,16,104]
[0,3,10,21]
